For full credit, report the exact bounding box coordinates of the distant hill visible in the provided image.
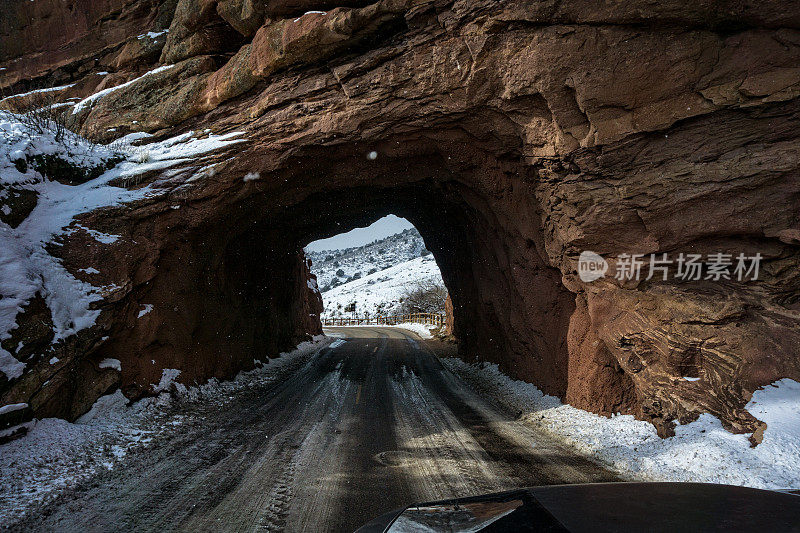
[306,228,430,292]
[306,228,445,318]
[318,255,444,319]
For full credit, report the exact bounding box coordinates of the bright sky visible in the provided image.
[304,215,414,252]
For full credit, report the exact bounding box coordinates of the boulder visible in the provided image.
[0,187,37,228]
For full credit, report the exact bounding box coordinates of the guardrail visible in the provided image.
[321,312,445,327]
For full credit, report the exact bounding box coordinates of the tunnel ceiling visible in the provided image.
[1,0,800,440]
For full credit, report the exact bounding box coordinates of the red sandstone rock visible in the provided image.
[0,0,798,439]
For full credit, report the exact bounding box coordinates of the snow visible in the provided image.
[72,65,175,114]
[72,225,120,244]
[243,171,259,181]
[121,130,245,162]
[0,351,25,379]
[137,304,153,318]
[443,358,800,490]
[394,322,437,339]
[0,336,332,526]
[0,114,246,380]
[0,116,143,365]
[48,357,59,365]
[0,84,75,104]
[78,267,99,274]
[0,403,27,416]
[98,358,121,371]
[137,30,168,40]
[0,397,158,525]
[116,131,152,144]
[152,368,181,393]
[294,10,327,22]
[683,376,701,382]
[320,255,443,319]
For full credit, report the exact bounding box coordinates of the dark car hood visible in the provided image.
[357,482,800,532]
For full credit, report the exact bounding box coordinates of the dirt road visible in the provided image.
[12,327,617,532]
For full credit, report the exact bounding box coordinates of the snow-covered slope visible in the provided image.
[319,255,443,319]
[306,228,429,292]
[0,113,245,381]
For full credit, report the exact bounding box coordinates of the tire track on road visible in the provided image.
[12,327,619,533]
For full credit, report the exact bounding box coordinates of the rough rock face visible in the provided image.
[1,0,799,439]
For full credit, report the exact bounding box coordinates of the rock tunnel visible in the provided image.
[90,136,584,415]
[1,0,800,441]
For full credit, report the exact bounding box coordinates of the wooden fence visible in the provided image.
[321,312,445,327]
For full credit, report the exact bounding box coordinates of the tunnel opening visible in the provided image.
[304,215,449,327]
[90,133,641,428]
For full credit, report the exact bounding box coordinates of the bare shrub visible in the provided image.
[0,88,76,144]
[0,85,125,184]
[398,279,448,314]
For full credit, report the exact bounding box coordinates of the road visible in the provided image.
[11,327,618,532]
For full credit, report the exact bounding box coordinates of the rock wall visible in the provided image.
[1,0,799,439]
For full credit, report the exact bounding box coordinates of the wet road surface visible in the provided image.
[12,327,617,532]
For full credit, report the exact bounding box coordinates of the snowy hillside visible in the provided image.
[319,255,444,319]
[306,228,429,292]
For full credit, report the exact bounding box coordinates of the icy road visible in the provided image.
[12,327,617,532]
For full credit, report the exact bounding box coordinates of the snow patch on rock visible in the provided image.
[99,358,121,371]
[0,84,75,104]
[0,115,246,380]
[307,278,319,292]
[72,65,175,114]
[137,30,168,40]
[0,403,28,416]
[294,10,327,22]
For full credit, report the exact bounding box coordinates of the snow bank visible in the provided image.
[443,358,800,490]
[0,398,158,526]
[179,335,333,401]
[0,114,138,378]
[394,322,437,339]
[0,336,332,526]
